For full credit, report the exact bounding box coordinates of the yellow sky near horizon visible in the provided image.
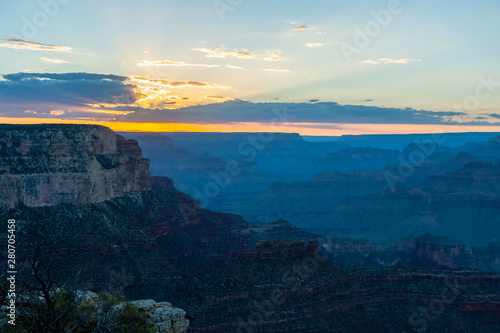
[4,117,500,136]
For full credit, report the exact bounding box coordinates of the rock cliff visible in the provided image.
[0,124,152,209]
[130,299,189,333]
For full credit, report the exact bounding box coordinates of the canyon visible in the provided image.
[1,125,500,332]
[0,124,151,209]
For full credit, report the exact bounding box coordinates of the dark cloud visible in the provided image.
[488,114,500,119]
[4,72,126,82]
[0,39,72,52]
[309,99,320,103]
[1,72,497,127]
[0,72,137,116]
[116,101,471,125]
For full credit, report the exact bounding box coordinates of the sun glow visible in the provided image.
[5,117,500,136]
[127,76,234,109]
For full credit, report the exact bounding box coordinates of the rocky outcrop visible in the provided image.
[75,293,189,333]
[131,299,189,333]
[253,219,320,243]
[0,124,151,209]
[383,233,477,269]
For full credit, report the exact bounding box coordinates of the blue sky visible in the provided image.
[1,0,500,134]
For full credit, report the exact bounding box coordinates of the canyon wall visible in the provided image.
[0,124,152,209]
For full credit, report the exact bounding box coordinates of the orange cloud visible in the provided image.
[263,50,283,61]
[127,76,233,109]
[291,25,316,31]
[206,96,236,101]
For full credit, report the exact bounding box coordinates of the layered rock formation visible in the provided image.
[0,124,151,209]
[2,126,500,332]
[320,161,500,245]
[231,240,319,260]
[131,299,189,333]
[254,221,481,271]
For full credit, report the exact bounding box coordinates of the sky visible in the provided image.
[1,0,500,135]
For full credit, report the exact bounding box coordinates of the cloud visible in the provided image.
[137,60,221,68]
[305,42,325,48]
[361,58,421,65]
[3,72,497,127]
[192,47,256,59]
[126,76,232,109]
[3,72,127,82]
[306,41,339,48]
[263,68,291,72]
[128,76,230,90]
[0,39,72,52]
[193,46,282,62]
[50,110,66,116]
[0,72,236,120]
[291,25,315,31]
[225,64,245,70]
[116,101,476,126]
[141,50,149,54]
[263,50,283,61]
[0,72,135,120]
[206,96,236,101]
[41,57,70,64]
